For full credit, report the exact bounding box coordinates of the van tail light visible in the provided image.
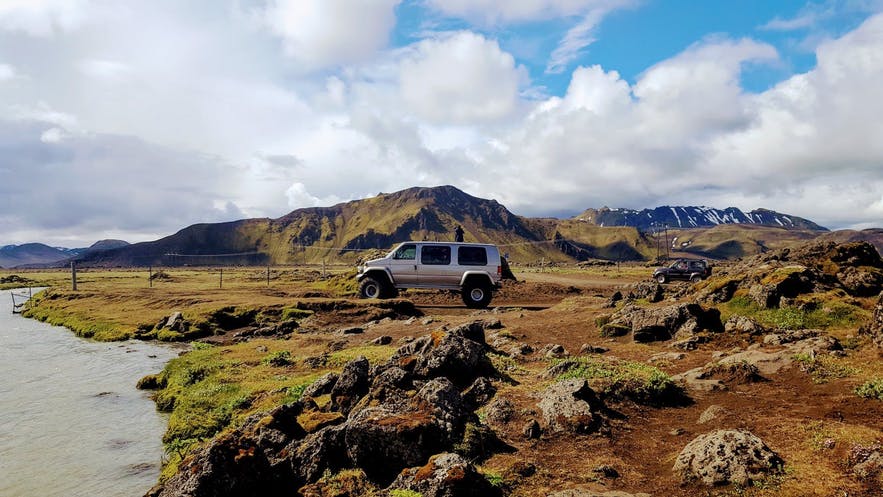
[497,265,501,276]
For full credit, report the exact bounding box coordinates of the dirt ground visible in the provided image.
[288,268,883,497]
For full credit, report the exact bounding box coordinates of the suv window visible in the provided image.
[458,246,487,266]
[688,260,706,271]
[421,245,451,265]
[393,244,416,260]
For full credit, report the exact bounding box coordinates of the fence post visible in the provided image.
[149,266,153,288]
[267,264,270,286]
[322,259,326,279]
[71,261,78,291]
[219,268,223,289]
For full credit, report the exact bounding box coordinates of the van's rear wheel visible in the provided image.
[461,281,493,309]
[359,277,384,299]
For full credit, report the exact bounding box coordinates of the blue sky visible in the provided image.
[391,0,872,94]
[1,0,883,245]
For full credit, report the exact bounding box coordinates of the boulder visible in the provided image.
[629,282,664,303]
[302,373,338,399]
[538,378,603,434]
[344,406,446,485]
[330,356,370,415]
[542,343,568,358]
[386,329,493,387]
[762,329,820,346]
[749,284,780,308]
[483,397,515,425]
[724,315,766,335]
[462,377,497,410]
[369,335,392,345]
[289,424,349,484]
[388,453,501,497]
[673,429,784,486]
[610,303,723,343]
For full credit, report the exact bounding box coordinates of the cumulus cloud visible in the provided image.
[261,0,400,70]
[0,0,90,36]
[0,118,245,246]
[399,32,525,124]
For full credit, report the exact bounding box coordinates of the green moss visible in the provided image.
[281,307,314,321]
[553,356,684,406]
[793,353,857,384]
[389,490,423,497]
[724,295,867,331]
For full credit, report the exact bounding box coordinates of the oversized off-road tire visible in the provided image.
[656,274,667,284]
[359,277,384,299]
[690,274,702,283]
[461,280,493,309]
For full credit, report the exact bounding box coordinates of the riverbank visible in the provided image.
[0,289,182,496]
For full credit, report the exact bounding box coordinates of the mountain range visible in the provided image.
[0,240,129,268]
[577,206,826,231]
[3,186,877,268]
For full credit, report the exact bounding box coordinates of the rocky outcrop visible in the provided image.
[608,303,722,343]
[673,429,783,486]
[538,379,604,434]
[149,321,504,497]
[860,291,883,348]
[388,453,501,497]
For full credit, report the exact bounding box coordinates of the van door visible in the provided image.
[388,243,418,286]
[417,244,455,287]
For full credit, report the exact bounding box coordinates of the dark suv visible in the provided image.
[652,259,711,283]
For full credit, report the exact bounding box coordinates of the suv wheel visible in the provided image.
[462,281,492,309]
[656,274,667,284]
[359,277,384,299]
[690,274,702,283]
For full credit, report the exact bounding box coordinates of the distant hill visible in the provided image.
[47,186,842,267]
[0,243,72,268]
[0,239,130,268]
[576,206,827,231]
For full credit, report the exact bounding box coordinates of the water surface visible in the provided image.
[0,289,181,497]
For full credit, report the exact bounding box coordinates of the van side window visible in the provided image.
[393,244,416,260]
[421,245,451,265]
[458,246,487,266]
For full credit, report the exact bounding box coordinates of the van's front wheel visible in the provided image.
[461,281,493,309]
[359,277,384,299]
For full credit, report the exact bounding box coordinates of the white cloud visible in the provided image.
[285,182,343,209]
[399,32,525,124]
[0,0,90,36]
[261,0,400,70]
[39,127,65,143]
[0,63,15,80]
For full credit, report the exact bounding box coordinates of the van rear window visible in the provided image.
[458,246,487,266]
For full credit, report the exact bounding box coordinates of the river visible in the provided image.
[0,289,181,497]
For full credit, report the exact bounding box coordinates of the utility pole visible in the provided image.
[219,268,223,289]
[149,266,153,288]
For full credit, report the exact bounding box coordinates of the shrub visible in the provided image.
[262,350,293,367]
[855,378,883,400]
